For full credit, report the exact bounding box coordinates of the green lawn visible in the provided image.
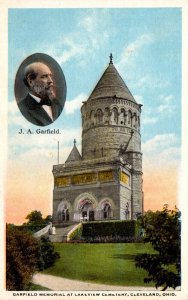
[26,283,51,291]
[42,243,155,287]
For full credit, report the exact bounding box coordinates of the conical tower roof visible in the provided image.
[88,54,136,103]
[65,140,82,163]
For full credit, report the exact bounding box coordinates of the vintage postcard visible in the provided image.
[0,0,188,299]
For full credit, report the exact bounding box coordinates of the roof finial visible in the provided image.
[74,139,76,146]
[109,53,113,64]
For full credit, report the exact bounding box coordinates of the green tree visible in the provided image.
[135,205,181,290]
[44,215,53,223]
[25,210,44,225]
[24,210,52,226]
[6,225,40,290]
[38,236,60,270]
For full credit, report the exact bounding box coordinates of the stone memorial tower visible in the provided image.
[52,55,143,223]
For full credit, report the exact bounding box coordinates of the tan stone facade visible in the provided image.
[52,57,143,223]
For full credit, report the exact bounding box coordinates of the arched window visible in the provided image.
[138,116,140,130]
[96,109,103,124]
[125,202,129,220]
[58,212,61,222]
[127,110,132,126]
[103,203,111,219]
[112,107,118,124]
[66,209,69,221]
[62,210,65,221]
[135,114,138,129]
[90,110,94,126]
[119,108,125,125]
[132,113,137,128]
[58,204,69,222]
[104,107,110,124]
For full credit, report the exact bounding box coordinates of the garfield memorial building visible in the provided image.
[52,55,143,223]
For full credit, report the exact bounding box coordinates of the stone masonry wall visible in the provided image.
[53,182,121,222]
[81,96,141,160]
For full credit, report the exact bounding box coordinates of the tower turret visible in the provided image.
[81,56,143,218]
[81,56,142,162]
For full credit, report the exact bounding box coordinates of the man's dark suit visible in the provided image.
[18,94,62,126]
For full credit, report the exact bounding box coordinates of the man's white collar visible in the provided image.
[29,93,41,103]
[29,93,53,121]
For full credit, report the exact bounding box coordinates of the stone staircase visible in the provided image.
[49,224,78,242]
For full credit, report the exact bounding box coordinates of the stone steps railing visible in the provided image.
[67,223,82,241]
[33,223,53,238]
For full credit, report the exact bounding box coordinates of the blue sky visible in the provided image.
[9,8,181,145]
[6,8,182,222]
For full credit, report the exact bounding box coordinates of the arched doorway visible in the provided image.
[74,193,97,222]
[103,203,111,219]
[99,199,113,220]
[57,202,70,222]
[58,208,69,222]
[125,202,130,220]
[79,199,95,221]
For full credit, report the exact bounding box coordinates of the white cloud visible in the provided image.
[9,126,81,149]
[9,100,30,129]
[160,94,174,104]
[64,93,87,114]
[142,116,158,125]
[134,95,144,105]
[140,93,177,126]
[47,38,83,67]
[157,94,176,115]
[117,34,154,69]
[10,144,81,168]
[10,114,29,129]
[79,15,96,34]
[47,10,111,66]
[142,133,179,153]
[142,106,158,125]
[134,77,148,89]
[158,104,176,114]
[142,133,180,169]
[52,37,86,65]
[129,74,170,94]
[9,100,18,115]
[78,10,110,50]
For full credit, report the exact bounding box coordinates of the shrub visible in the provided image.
[6,225,40,290]
[78,235,143,243]
[16,224,46,234]
[82,220,136,237]
[6,225,60,290]
[38,236,60,270]
[135,205,181,290]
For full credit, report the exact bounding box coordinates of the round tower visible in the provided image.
[81,55,142,161]
[81,55,143,219]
